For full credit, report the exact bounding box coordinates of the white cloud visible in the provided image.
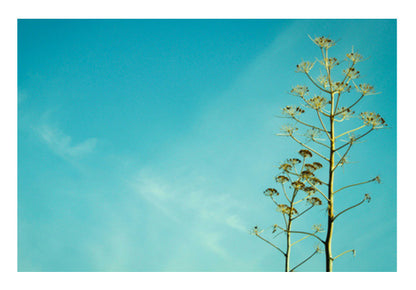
[35,122,97,159]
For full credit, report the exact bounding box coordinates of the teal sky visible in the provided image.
[18,19,396,272]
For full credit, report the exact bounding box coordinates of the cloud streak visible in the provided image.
[35,121,97,159]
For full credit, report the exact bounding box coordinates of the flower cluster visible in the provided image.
[305,128,322,141]
[291,180,305,190]
[312,224,324,233]
[346,49,364,63]
[300,170,314,180]
[277,204,298,215]
[309,176,324,186]
[318,57,339,69]
[299,149,313,158]
[290,85,309,98]
[310,36,336,49]
[281,124,298,135]
[336,107,355,120]
[279,163,293,172]
[303,186,316,195]
[317,74,329,89]
[275,175,289,184]
[296,61,315,73]
[264,188,279,197]
[282,105,305,117]
[288,158,301,165]
[307,197,323,206]
[364,193,371,203]
[331,81,352,94]
[312,162,323,169]
[343,67,360,79]
[306,95,328,110]
[360,112,387,128]
[356,83,376,95]
[251,225,263,235]
[290,85,310,97]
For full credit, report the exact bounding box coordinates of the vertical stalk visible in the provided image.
[325,92,335,272]
[285,220,291,272]
[286,188,298,272]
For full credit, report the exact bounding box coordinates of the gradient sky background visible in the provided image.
[18,19,396,272]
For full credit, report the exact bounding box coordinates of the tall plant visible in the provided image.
[252,150,324,272]
[255,36,386,272]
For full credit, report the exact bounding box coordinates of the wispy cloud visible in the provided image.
[128,167,249,266]
[34,115,97,160]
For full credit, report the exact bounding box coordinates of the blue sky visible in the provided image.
[18,19,396,272]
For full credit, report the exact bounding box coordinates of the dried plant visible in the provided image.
[256,36,387,272]
[252,150,325,272]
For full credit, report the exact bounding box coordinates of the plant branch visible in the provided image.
[311,137,330,149]
[290,230,317,247]
[334,94,365,117]
[288,133,330,162]
[333,142,353,171]
[291,116,326,132]
[290,249,319,272]
[335,124,366,140]
[333,178,376,194]
[333,249,356,260]
[305,180,329,201]
[305,72,331,93]
[335,128,373,151]
[281,183,291,203]
[277,226,325,244]
[292,205,314,221]
[333,197,367,220]
[255,234,286,256]
[316,110,331,140]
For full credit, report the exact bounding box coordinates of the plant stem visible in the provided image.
[325,91,335,272]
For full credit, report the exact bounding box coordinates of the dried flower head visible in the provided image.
[290,85,310,97]
[300,170,314,180]
[306,95,328,110]
[317,74,329,89]
[309,176,324,186]
[312,224,324,233]
[332,81,352,94]
[312,162,323,169]
[305,128,322,141]
[277,204,298,215]
[318,57,339,69]
[282,105,305,117]
[315,244,324,253]
[356,83,376,95]
[264,188,278,197]
[251,225,264,235]
[307,196,323,206]
[364,193,371,203]
[288,158,301,165]
[296,60,315,74]
[336,107,355,120]
[303,186,316,195]
[360,112,387,128]
[304,163,317,172]
[346,48,364,63]
[281,124,298,135]
[374,176,381,184]
[310,36,336,49]
[279,163,293,172]
[275,175,289,184]
[299,149,313,158]
[343,67,360,79]
[291,180,305,190]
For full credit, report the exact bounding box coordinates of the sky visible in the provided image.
[18,19,396,272]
